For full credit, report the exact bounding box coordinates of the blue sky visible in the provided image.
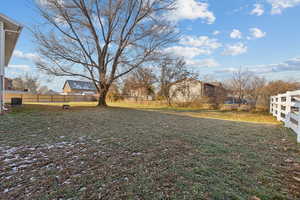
[1,0,300,91]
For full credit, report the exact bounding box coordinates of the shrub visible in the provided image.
[220,104,238,111]
[237,105,251,112]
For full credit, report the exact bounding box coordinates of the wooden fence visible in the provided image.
[270,90,300,143]
[4,92,97,103]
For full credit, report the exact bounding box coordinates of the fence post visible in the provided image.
[271,90,300,143]
[297,129,300,143]
[274,96,277,116]
[270,96,273,114]
[276,95,280,121]
[285,93,291,128]
[270,96,275,115]
[273,96,276,116]
[297,112,300,143]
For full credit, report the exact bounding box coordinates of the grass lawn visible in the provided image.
[26,101,280,124]
[1,104,300,199]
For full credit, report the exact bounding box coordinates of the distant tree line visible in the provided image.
[106,65,300,110]
[224,67,300,110]
[12,65,299,111]
[11,74,51,94]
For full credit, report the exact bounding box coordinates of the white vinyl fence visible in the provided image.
[270,90,300,143]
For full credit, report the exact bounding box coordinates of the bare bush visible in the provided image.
[226,67,252,106]
[157,56,197,105]
[122,67,156,100]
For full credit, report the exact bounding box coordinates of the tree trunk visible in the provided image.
[97,88,108,107]
[166,97,172,106]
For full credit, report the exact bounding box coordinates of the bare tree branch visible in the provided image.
[33,0,177,106]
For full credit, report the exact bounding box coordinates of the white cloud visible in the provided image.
[215,57,300,74]
[249,28,266,39]
[166,35,222,67]
[13,50,41,62]
[179,35,222,50]
[166,0,216,24]
[230,5,250,14]
[251,57,300,73]
[214,67,237,74]
[8,64,31,71]
[37,0,50,6]
[37,0,64,7]
[267,0,300,14]
[213,30,220,35]
[164,46,210,59]
[251,4,264,16]
[186,58,220,67]
[223,42,248,56]
[230,29,242,39]
[165,46,216,67]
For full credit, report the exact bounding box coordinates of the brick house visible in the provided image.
[4,77,13,90]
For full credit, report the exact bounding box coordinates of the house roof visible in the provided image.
[4,77,12,81]
[63,80,97,91]
[203,82,217,88]
[46,89,58,95]
[0,13,23,66]
[171,78,224,89]
[172,77,201,85]
[209,82,223,87]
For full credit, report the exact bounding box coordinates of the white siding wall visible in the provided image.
[170,80,203,102]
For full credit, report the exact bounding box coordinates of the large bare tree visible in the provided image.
[248,75,266,106]
[158,56,196,105]
[122,67,156,98]
[227,67,252,105]
[12,74,49,94]
[33,0,177,106]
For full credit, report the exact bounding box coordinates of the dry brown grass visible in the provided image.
[23,101,280,124]
[0,105,299,199]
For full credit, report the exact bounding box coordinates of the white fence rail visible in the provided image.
[270,90,300,143]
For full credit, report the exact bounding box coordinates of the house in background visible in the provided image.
[46,89,59,95]
[122,80,155,101]
[62,80,97,95]
[124,87,155,101]
[4,77,13,90]
[169,78,226,103]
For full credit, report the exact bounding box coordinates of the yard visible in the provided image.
[26,101,279,124]
[0,104,300,199]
